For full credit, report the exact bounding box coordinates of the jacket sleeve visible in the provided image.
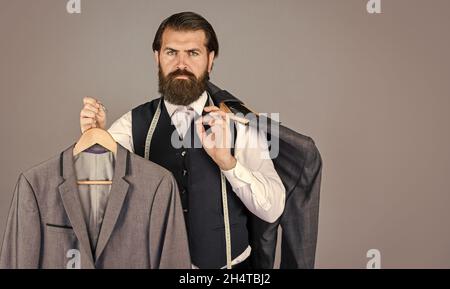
[0,174,41,269]
[149,173,191,269]
[280,137,323,269]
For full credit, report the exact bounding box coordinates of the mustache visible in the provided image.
[158,66,209,106]
[167,69,197,80]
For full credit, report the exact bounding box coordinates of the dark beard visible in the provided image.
[158,66,209,106]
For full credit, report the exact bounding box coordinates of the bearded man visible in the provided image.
[80,11,285,269]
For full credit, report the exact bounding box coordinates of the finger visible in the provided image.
[80,109,97,119]
[209,111,227,119]
[80,121,95,133]
[84,103,99,114]
[204,105,220,112]
[210,117,226,128]
[208,116,224,128]
[80,117,96,126]
[195,117,206,145]
[208,113,227,127]
[207,117,215,127]
[83,96,100,107]
[206,111,227,126]
[97,105,106,118]
[97,101,107,113]
[200,114,215,125]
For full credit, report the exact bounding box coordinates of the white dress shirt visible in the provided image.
[107,91,286,268]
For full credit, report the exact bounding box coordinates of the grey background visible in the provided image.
[1,0,449,268]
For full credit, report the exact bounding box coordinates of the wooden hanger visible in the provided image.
[73,128,117,185]
[219,102,250,125]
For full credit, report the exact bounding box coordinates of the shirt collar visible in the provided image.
[164,91,209,118]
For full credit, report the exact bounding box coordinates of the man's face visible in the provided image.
[156,28,215,105]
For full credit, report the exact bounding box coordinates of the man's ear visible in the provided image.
[154,51,159,67]
[207,51,215,73]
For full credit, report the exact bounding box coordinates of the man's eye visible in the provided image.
[189,51,199,56]
[167,50,175,56]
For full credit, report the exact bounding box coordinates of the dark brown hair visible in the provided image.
[152,12,219,58]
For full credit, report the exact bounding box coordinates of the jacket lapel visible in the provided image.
[58,144,95,268]
[58,143,130,268]
[94,144,130,262]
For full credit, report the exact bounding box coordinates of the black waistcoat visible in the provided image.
[131,97,249,268]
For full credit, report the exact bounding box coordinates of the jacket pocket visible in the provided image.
[43,223,79,268]
[45,223,73,233]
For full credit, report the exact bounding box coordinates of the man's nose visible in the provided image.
[175,53,188,70]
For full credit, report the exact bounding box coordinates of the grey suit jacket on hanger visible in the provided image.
[0,143,191,269]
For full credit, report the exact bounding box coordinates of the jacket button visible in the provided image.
[183,209,188,213]
[181,151,186,157]
[182,170,187,176]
